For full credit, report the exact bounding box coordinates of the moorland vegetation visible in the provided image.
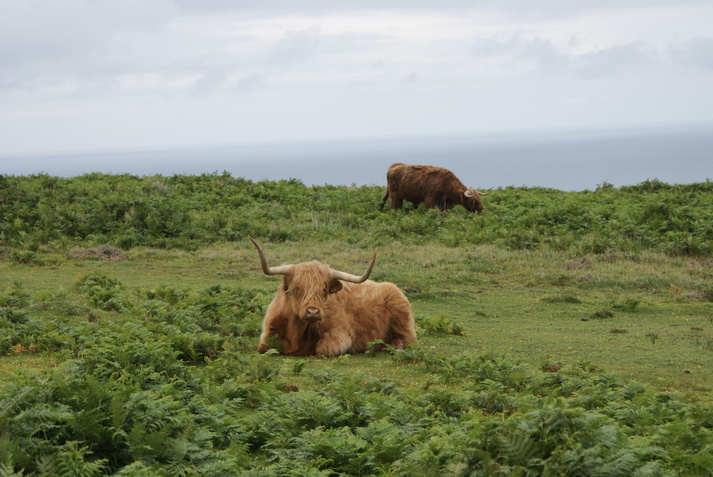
[1,172,712,476]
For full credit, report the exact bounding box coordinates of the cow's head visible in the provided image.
[463,189,490,213]
[249,237,376,323]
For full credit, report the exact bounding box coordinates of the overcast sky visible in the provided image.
[2,0,713,155]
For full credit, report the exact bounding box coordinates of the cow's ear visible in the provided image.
[329,279,343,294]
[282,276,291,292]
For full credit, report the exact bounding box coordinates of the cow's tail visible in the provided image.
[379,188,390,209]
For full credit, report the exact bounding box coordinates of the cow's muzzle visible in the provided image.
[303,307,321,323]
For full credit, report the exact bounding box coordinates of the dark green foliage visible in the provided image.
[1,174,712,256]
[0,277,266,359]
[76,273,132,312]
[0,282,32,309]
[0,278,269,475]
[2,321,713,475]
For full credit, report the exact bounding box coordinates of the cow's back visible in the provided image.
[386,163,461,204]
[322,280,416,352]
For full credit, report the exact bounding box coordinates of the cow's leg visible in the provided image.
[391,196,403,210]
[316,330,353,357]
[257,313,285,353]
[424,196,447,211]
[258,312,315,355]
[258,328,299,355]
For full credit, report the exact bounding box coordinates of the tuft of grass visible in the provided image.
[11,250,40,264]
[702,287,713,302]
[612,298,641,312]
[691,336,713,352]
[645,332,660,346]
[416,314,466,336]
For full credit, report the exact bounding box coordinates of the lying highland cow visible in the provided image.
[249,237,417,356]
[381,162,489,213]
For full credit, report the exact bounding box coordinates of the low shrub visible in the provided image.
[416,313,466,335]
[1,174,711,256]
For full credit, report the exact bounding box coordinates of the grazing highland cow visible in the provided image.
[249,237,417,356]
[381,162,489,213]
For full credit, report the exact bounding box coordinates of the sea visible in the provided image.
[2,124,711,191]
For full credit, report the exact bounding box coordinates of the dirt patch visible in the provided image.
[68,245,128,261]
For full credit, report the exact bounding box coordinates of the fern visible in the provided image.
[631,461,666,477]
[2,269,713,477]
[54,442,107,477]
[494,430,539,467]
[0,461,25,477]
[34,455,57,476]
[593,449,640,477]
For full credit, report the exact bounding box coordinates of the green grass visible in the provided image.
[3,242,711,400]
[0,353,59,376]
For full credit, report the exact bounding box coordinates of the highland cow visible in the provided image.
[381,162,489,213]
[249,237,417,356]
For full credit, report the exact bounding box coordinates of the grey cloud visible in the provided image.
[172,0,710,17]
[470,34,569,76]
[234,73,266,92]
[191,71,266,97]
[401,72,419,84]
[470,35,525,57]
[669,36,713,70]
[471,35,659,79]
[471,35,564,67]
[0,1,176,67]
[264,28,392,76]
[319,31,393,57]
[512,37,568,72]
[267,27,322,66]
[571,42,658,79]
[189,71,228,97]
[0,1,179,94]
[3,0,712,155]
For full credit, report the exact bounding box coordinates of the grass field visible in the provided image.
[3,241,711,400]
[1,175,712,475]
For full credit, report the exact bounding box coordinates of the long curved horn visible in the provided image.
[330,251,377,283]
[249,236,291,276]
[465,189,490,198]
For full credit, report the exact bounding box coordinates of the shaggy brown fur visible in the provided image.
[381,162,488,213]
[250,239,417,357]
